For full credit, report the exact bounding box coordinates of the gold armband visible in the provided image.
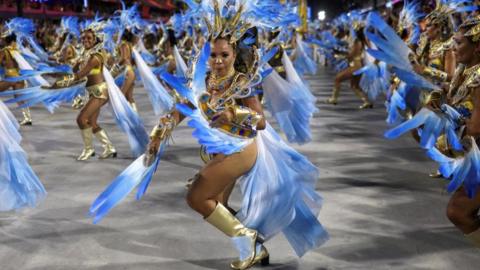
[52,74,76,88]
[149,114,177,140]
[110,64,122,78]
[227,105,263,128]
[425,90,444,105]
[423,67,448,82]
[274,66,285,73]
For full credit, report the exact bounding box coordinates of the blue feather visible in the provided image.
[160,72,196,104]
[384,108,432,139]
[90,141,169,224]
[192,43,210,97]
[3,83,86,113]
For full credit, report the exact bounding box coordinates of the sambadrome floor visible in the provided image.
[1,67,479,270]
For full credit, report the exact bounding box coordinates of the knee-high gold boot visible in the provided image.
[231,244,270,270]
[352,87,373,109]
[326,87,339,105]
[94,129,117,159]
[205,203,258,270]
[77,128,95,161]
[465,228,480,249]
[130,102,138,113]
[19,108,32,126]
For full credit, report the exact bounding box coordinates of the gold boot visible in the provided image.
[130,102,138,113]
[205,203,258,270]
[231,244,269,270]
[94,129,117,159]
[465,228,480,249]
[325,87,339,105]
[77,128,95,161]
[19,108,32,126]
[352,88,373,109]
[359,100,373,109]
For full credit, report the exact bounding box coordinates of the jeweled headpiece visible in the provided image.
[187,0,296,44]
[397,0,424,33]
[426,0,478,26]
[80,14,105,36]
[461,15,480,43]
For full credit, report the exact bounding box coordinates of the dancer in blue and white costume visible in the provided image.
[89,1,328,269]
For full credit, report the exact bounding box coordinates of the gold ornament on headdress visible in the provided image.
[203,0,251,44]
[82,21,104,35]
[462,16,480,42]
[426,0,458,26]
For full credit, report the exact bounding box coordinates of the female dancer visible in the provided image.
[0,33,32,125]
[90,2,328,269]
[413,7,456,87]
[326,23,373,109]
[115,29,137,111]
[436,16,480,248]
[64,23,116,160]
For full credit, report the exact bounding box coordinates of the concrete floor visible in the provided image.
[0,67,479,270]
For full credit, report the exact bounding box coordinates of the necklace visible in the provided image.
[209,67,236,91]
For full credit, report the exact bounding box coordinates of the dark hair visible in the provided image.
[355,27,367,46]
[167,29,177,46]
[122,29,134,42]
[4,33,16,44]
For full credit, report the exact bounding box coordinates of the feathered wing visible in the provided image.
[173,46,188,78]
[103,67,149,157]
[89,148,164,224]
[0,82,86,113]
[384,107,461,150]
[426,137,480,198]
[11,50,50,87]
[365,12,439,91]
[0,99,20,144]
[132,48,174,116]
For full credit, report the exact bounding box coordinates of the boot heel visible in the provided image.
[112,152,117,158]
[260,255,269,266]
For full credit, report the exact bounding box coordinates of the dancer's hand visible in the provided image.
[210,109,233,128]
[144,138,160,167]
[413,64,425,75]
[425,91,443,111]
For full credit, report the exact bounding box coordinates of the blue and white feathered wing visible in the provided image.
[364,12,439,91]
[132,48,174,116]
[103,67,149,157]
[173,46,188,78]
[89,44,214,224]
[0,100,46,211]
[384,104,463,151]
[236,124,329,256]
[261,52,317,144]
[0,81,86,114]
[293,34,318,76]
[427,137,480,199]
[282,51,318,143]
[11,50,50,87]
